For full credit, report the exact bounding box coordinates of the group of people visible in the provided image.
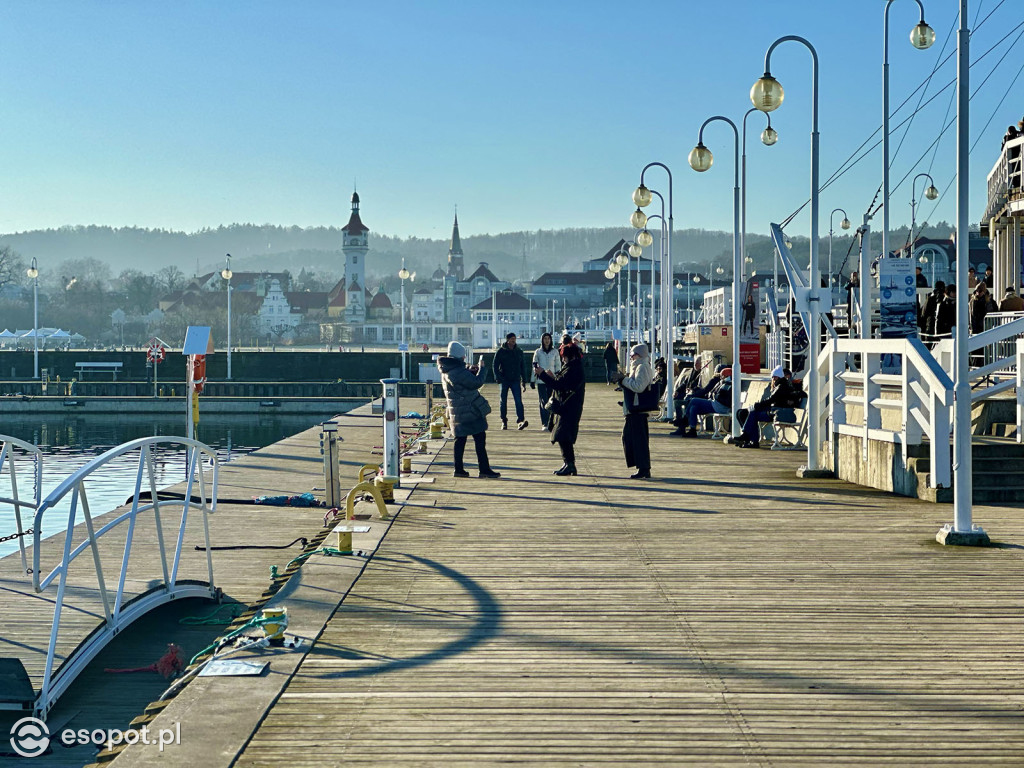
[437,331,590,479]
[438,336,658,480]
[919,271,1024,341]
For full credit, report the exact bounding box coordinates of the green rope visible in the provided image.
[269,547,351,580]
[178,603,245,625]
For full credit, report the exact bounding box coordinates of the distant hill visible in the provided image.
[0,221,955,286]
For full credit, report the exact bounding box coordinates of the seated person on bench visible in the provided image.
[735,365,795,448]
[670,362,725,436]
[678,367,732,437]
[669,358,703,430]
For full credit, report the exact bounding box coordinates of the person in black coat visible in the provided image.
[535,342,586,476]
[438,341,500,478]
[935,284,957,337]
[603,342,619,384]
[920,280,945,337]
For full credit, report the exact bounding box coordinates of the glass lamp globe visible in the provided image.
[750,75,784,112]
[609,260,621,274]
[784,238,793,250]
[841,218,852,230]
[910,21,935,49]
[632,184,652,208]
[692,275,700,284]
[615,252,629,267]
[604,269,614,279]
[761,126,779,146]
[630,208,647,229]
[919,255,928,264]
[925,184,939,201]
[27,264,38,279]
[221,266,233,281]
[628,243,643,259]
[688,143,713,172]
[637,229,653,248]
[715,266,724,275]
[398,267,411,280]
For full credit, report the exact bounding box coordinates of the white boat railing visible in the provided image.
[0,434,43,575]
[31,436,219,717]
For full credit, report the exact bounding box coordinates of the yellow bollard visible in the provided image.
[430,421,443,439]
[261,607,288,646]
[374,474,397,503]
[357,463,379,483]
[345,481,389,520]
[402,456,412,473]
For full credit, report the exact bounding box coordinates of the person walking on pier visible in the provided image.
[493,332,529,430]
[612,343,654,479]
[535,340,586,476]
[531,332,559,431]
[603,342,619,384]
[438,341,500,479]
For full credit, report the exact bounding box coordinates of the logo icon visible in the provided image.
[9,717,50,758]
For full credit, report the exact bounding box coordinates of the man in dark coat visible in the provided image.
[438,341,500,478]
[493,332,529,430]
[935,284,957,337]
[536,343,586,476]
[735,366,796,448]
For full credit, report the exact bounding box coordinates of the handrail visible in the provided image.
[30,435,219,717]
[0,434,43,575]
[968,313,1024,352]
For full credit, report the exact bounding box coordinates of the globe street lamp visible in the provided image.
[909,172,939,258]
[398,259,411,379]
[742,108,776,290]
[635,162,675,377]
[26,257,39,379]
[690,114,742,438]
[752,34,825,474]
[883,0,934,266]
[828,209,851,292]
[222,254,233,380]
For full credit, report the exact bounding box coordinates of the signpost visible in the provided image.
[146,336,168,398]
[182,327,214,442]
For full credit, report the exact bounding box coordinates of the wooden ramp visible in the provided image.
[224,385,1024,767]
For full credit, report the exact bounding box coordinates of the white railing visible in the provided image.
[1018,339,1024,444]
[31,436,219,717]
[0,434,43,575]
[969,313,1024,401]
[818,336,954,489]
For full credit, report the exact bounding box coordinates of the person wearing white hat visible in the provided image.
[611,343,654,479]
[438,340,500,478]
[735,365,795,448]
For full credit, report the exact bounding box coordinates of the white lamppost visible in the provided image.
[26,257,39,379]
[829,209,852,296]
[752,34,826,475]
[222,254,233,380]
[634,163,674,371]
[944,0,985,545]
[399,259,411,379]
[690,114,741,438]
[883,0,935,265]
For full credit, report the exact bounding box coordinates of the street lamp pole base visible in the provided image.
[796,465,834,479]
[936,524,991,547]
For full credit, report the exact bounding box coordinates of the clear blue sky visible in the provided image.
[0,1,1020,240]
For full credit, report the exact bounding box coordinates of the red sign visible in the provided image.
[739,343,760,374]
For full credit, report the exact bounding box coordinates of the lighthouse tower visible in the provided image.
[342,191,369,323]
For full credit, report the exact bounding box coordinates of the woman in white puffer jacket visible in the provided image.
[531,333,560,431]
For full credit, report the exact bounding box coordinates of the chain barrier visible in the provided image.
[0,527,33,544]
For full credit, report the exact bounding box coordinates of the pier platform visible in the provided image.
[92,384,1024,767]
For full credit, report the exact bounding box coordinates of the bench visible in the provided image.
[74,361,123,380]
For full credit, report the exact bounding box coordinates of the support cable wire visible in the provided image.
[779,11,1024,229]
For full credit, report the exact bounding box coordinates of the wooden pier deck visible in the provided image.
[95,384,1024,767]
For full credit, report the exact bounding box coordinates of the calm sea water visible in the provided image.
[0,411,348,559]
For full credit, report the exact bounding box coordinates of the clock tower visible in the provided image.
[342,191,369,323]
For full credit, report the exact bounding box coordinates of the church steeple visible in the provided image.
[446,210,465,281]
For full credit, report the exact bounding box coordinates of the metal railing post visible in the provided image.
[381,378,401,486]
[320,421,342,508]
